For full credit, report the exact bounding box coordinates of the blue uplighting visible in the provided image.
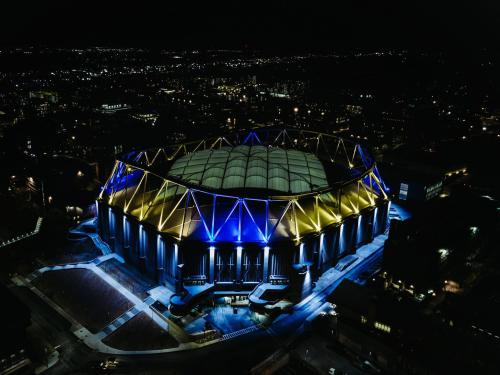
[105,162,143,195]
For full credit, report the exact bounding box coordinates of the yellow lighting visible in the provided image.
[374,322,391,333]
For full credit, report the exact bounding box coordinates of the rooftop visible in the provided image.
[168,145,329,195]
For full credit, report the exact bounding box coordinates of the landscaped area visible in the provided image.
[33,268,134,333]
[102,311,179,350]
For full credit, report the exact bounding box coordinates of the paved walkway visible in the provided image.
[16,253,197,354]
[13,225,389,355]
[69,219,111,255]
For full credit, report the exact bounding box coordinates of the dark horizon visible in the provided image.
[2,2,500,52]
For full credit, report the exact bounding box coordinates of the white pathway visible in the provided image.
[13,222,390,355]
[18,253,195,354]
[69,220,111,256]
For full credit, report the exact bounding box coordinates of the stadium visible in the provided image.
[96,128,390,314]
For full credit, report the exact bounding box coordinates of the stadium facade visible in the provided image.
[96,128,390,310]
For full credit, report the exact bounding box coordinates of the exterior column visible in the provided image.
[236,246,243,281]
[356,214,363,246]
[339,223,345,256]
[208,246,215,283]
[263,246,270,282]
[175,263,184,294]
[156,235,164,270]
[173,243,178,268]
[317,233,324,272]
[386,200,392,231]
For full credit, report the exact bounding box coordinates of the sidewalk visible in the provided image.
[13,229,388,355]
[13,253,214,355]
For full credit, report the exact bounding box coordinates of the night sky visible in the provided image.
[1,1,500,51]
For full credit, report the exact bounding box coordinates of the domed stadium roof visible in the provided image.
[99,128,389,244]
[167,145,329,194]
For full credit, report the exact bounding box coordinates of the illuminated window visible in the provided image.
[425,181,442,200]
[437,248,449,262]
[361,315,368,324]
[399,183,408,200]
[374,321,391,333]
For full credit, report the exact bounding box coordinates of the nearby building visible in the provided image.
[330,275,500,375]
[382,165,443,202]
[97,128,390,313]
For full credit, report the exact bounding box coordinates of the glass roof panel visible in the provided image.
[168,146,328,194]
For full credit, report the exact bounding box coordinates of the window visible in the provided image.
[399,183,408,200]
[361,315,368,324]
[425,181,442,200]
[374,321,391,333]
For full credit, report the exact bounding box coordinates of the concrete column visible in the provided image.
[236,246,243,281]
[208,246,215,283]
[299,242,305,264]
[317,233,325,272]
[263,246,270,282]
[108,207,115,238]
[356,215,363,246]
[338,223,345,256]
[138,225,146,259]
[156,235,164,270]
[373,207,379,236]
[175,263,184,294]
[173,243,179,272]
